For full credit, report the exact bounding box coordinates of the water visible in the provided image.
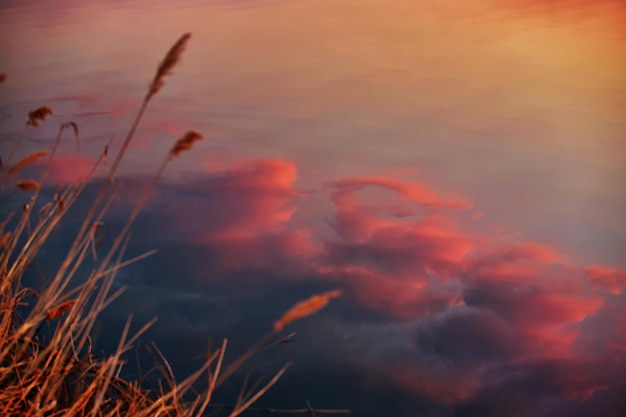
[1,1,625,415]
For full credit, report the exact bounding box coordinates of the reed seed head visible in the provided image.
[273,290,342,333]
[15,180,41,192]
[7,151,49,177]
[148,33,192,99]
[27,106,53,126]
[170,130,204,158]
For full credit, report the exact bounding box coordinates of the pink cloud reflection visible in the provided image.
[145,156,625,410]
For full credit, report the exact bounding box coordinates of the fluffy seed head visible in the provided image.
[27,106,53,126]
[170,130,204,158]
[148,33,192,99]
[274,290,342,333]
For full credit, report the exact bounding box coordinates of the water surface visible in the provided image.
[1,1,625,415]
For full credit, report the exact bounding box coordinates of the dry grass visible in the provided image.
[0,34,345,416]
[7,152,50,177]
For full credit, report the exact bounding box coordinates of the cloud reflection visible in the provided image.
[93,156,626,415]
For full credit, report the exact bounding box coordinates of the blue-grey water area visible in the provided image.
[1,1,625,415]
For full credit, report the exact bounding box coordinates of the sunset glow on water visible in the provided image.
[1,0,625,415]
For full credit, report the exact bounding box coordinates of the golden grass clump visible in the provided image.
[170,130,204,157]
[27,105,53,126]
[274,290,343,333]
[148,32,191,99]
